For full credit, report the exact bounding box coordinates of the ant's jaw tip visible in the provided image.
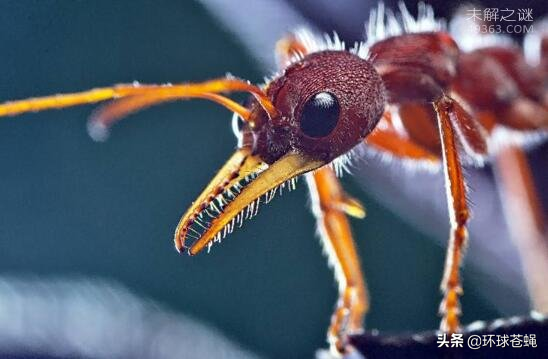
[173,243,187,255]
[175,247,193,256]
[87,120,110,142]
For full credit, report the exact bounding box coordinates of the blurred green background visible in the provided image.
[0,1,498,358]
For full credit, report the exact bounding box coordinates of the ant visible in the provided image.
[0,3,547,357]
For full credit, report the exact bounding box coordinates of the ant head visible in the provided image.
[0,45,386,255]
[240,50,386,164]
[175,50,385,255]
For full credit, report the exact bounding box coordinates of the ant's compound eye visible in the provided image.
[299,92,340,138]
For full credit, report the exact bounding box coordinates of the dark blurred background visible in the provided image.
[0,1,545,358]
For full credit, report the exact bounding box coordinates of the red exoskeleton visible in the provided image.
[1,3,547,356]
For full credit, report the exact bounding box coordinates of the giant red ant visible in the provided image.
[0,3,546,356]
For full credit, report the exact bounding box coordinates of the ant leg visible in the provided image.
[433,96,472,333]
[494,146,548,312]
[306,166,368,355]
[277,33,369,354]
[366,111,439,163]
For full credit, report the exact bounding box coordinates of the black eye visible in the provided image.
[299,92,340,138]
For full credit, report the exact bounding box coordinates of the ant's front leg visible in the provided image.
[306,166,368,356]
[371,32,490,332]
[432,95,488,333]
[275,33,369,356]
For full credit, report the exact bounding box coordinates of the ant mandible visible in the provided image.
[1,3,547,356]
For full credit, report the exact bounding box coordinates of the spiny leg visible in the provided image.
[370,97,486,333]
[433,96,471,333]
[366,111,440,163]
[276,33,368,353]
[306,166,368,355]
[276,34,368,353]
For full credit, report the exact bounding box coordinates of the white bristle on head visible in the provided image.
[365,2,445,47]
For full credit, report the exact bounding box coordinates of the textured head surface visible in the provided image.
[245,50,385,164]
